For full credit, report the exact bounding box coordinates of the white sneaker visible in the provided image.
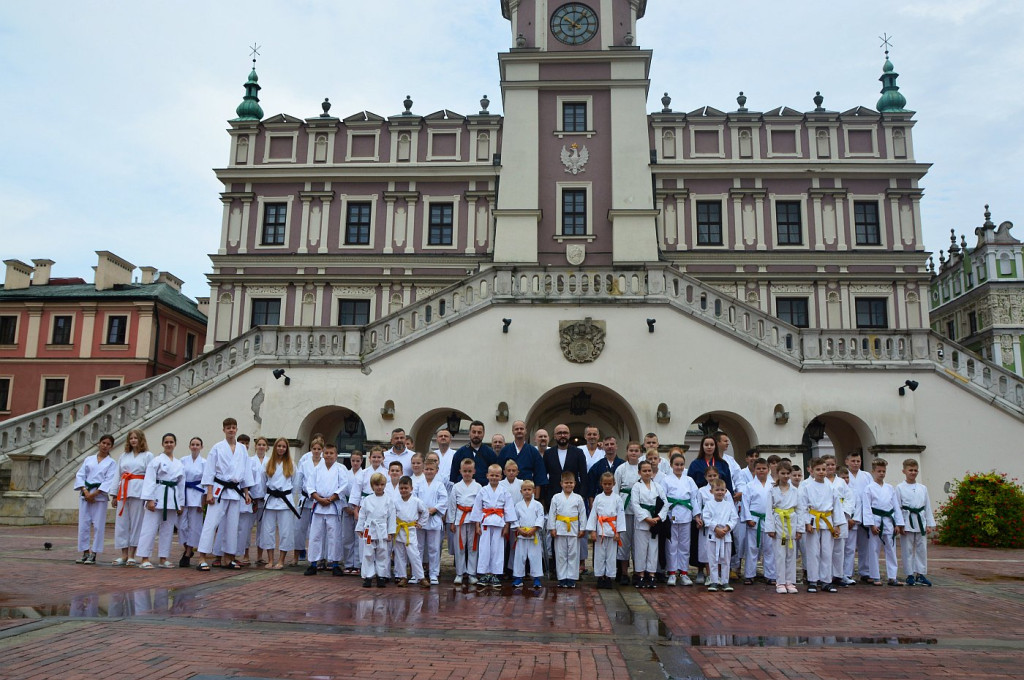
[454,574,464,584]
[468,575,478,585]
[679,574,693,586]
[666,574,677,586]
[430,577,439,585]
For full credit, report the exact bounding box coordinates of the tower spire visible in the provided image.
[234,43,264,121]
[876,34,908,113]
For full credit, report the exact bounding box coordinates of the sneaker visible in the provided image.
[467,575,478,585]
[376,576,387,588]
[806,584,818,593]
[83,552,96,565]
[178,553,190,568]
[694,573,705,585]
[568,580,577,589]
[842,577,857,586]
[512,577,524,588]
[76,551,90,564]
[707,583,719,592]
[303,564,317,576]
[679,574,693,586]
[454,574,464,585]
[332,565,344,577]
[823,583,838,593]
[533,577,543,589]
[786,584,798,594]
[906,575,916,586]
[916,575,933,587]
[722,585,734,592]
[298,550,307,561]
[646,578,657,589]
[667,574,677,586]
[776,585,788,594]
[419,578,431,588]
[617,574,631,586]
[396,577,408,587]
[362,578,373,588]
[430,577,439,585]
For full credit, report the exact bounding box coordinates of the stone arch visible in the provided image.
[524,382,642,447]
[409,407,475,454]
[684,410,758,460]
[296,405,368,458]
[803,410,875,467]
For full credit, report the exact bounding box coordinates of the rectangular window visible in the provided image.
[250,299,281,328]
[51,315,73,345]
[0,315,17,345]
[0,377,10,411]
[98,378,121,392]
[945,320,956,341]
[562,189,587,236]
[696,201,723,245]
[855,298,888,329]
[776,298,810,328]
[338,300,371,325]
[428,203,454,246]
[854,201,881,245]
[968,311,978,334]
[185,332,196,361]
[775,201,802,245]
[261,202,287,245]
[164,322,178,353]
[562,103,587,132]
[106,315,128,345]
[345,202,372,245]
[42,378,65,408]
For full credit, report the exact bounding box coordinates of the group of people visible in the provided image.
[73,418,937,593]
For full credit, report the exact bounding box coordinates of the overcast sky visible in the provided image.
[2,1,1021,299]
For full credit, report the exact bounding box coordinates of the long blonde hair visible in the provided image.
[124,429,148,454]
[266,437,294,478]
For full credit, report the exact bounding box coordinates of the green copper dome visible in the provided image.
[233,66,263,121]
[876,55,907,113]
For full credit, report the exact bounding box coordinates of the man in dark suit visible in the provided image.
[541,423,589,507]
[448,420,497,486]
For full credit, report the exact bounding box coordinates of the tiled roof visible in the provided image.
[0,282,206,323]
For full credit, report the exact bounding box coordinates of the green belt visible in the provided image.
[871,507,897,544]
[667,496,692,511]
[158,480,179,522]
[639,502,657,516]
[620,487,633,510]
[82,481,101,498]
[750,510,766,548]
[902,505,925,532]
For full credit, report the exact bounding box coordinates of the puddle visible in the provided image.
[0,588,196,619]
[682,634,938,647]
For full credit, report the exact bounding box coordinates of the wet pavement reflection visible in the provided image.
[0,588,197,619]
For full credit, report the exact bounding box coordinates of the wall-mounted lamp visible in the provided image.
[773,404,790,425]
[380,399,395,419]
[502,318,512,333]
[646,318,656,333]
[446,411,462,435]
[656,402,671,424]
[898,380,919,397]
[272,368,291,386]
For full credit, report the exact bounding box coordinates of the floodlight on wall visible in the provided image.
[502,318,512,333]
[898,380,920,397]
[272,368,290,386]
[646,318,656,333]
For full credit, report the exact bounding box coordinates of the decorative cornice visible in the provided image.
[220,191,255,202]
[299,190,335,200]
[728,188,767,199]
[807,188,849,198]
[383,191,420,202]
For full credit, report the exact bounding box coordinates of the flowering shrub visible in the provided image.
[936,472,1024,548]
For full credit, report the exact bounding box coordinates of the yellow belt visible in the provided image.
[809,508,834,532]
[396,519,417,545]
[774,507,796,548]
[556,514,579,533]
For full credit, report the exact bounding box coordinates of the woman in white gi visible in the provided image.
[112,429,153,566]
[260,437,300,569]
[178,437,206,568]
[136,433,185,568]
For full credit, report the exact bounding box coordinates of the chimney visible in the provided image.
[3,259,34,290]
[157,271,184,292]
[31,259,56,285]
[195,297,210,317]
[139,266,158,284]
[94,251,135,291]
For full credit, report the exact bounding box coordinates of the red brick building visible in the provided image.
[0,252,208,420]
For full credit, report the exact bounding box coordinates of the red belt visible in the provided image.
[116,473,145,516]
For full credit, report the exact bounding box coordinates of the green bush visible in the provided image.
[936,472,1024,548]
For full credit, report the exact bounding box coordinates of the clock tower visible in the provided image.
[494,0,658,265]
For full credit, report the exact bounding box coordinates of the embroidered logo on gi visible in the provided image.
[560,143,589,175]
[559,317,606,363]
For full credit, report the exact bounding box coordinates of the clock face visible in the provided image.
[550,3,599,46]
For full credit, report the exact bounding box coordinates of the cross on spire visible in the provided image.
[878,33,893,58]
[249,42,261,66]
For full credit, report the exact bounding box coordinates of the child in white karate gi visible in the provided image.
[303,444,351,577]
[701,479,738,592]
[798,457,845,592]
[662,452,699,586]
[178,436,206,568]
[740,458,776,584]
[896,458,935,586]
[74,434,118,564]
[448,458,482,585]
[768,461,801,593]
[549,470,587,588]
[613,442,641,584]
[356,472,396,587]
[471,463,517,586]
[587,471,625,588]
[512,480,545,589]
[861,458,905,586]
[293,437,325,563]
[415,457,448,585]
[112,428,154,566]
[259,437,299,569]
[237,436,268,566]
[630,459,668,589]
[136,433,186,568]
[393,476,428,587]
[823,454,854,588]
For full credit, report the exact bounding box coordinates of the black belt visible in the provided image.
[261,488,300,520]
[214,477,241,503]
[157,480,179,521]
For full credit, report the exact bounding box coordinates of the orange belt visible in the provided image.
[457,504,477,551]
[116,473,145,515]
[598,515,622,546]
[481,507,505,521]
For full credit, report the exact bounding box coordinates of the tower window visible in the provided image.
[696,201,723,245]
[562,103,587,133]
[561,189,587,236]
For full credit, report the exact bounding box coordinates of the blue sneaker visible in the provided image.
[533,577,543,589]
[298,550,307,561]
[906,575,916,586]
[512,577,523,588]
[916,574,932,587]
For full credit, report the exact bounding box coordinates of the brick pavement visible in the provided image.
[0,525,1022,679]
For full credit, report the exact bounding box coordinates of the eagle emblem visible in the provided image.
[560,143,589,175]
